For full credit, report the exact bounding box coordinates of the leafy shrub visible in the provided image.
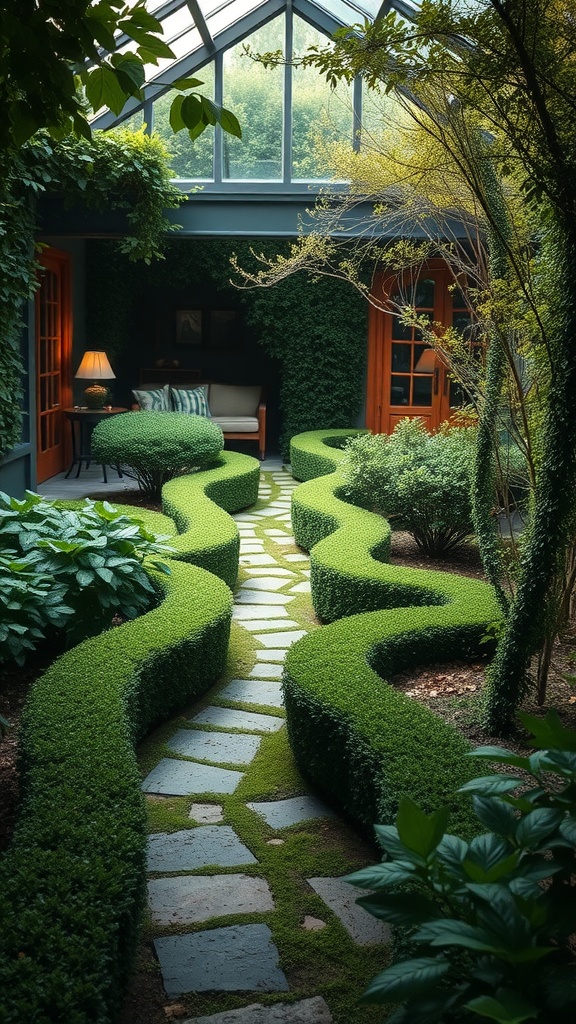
[342,419,477,556]
[92,411,224,500]
[0,491,173,664]
[347,710,576,1023]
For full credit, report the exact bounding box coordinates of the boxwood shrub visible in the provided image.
[92,411,224,500]
[0,452,259,1023]
[284,431,503,839]
[289,428,367,481]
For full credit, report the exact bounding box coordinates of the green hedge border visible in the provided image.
[0,452,259,1024]
[289,428,367,482]
[285,432,502,838]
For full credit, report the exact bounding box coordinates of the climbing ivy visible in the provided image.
[0,129,183,457]
[85,238,368,457]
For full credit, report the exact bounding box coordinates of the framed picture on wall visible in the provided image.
[175,310,202,346]
[210,309,242,350]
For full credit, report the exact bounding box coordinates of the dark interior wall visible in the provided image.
[85,238,281,443]
[85,238,368,456]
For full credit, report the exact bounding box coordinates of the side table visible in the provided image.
[64,407,128,483]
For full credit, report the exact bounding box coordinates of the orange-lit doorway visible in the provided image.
[366,263,471,434]
[35,249,72,483]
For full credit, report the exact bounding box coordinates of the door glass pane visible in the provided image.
[414,278,435,308]
[413,344,435,372]
[391,343,411,371]
[452,312,472,337]
[413,375,433,406]
[391,315,412,340]
[391,376,410,405]
[449,378,468,408]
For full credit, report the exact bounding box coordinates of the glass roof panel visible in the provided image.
[206,0,272,37]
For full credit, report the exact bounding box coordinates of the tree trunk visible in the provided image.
[482,226,576,733]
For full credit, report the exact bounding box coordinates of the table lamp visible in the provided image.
[75,351,116,409]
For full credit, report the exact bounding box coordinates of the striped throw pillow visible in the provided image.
[132,387,169,411]
[170,386,210,417]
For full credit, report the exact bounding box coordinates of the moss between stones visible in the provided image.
[0,452,258,1024]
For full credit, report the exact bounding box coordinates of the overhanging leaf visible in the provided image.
[361,957,450,1004]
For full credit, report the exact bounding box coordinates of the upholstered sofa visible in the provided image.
[132,381,266,460]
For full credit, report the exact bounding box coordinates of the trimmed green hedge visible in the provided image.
[284,431,503,838]
[289,428,367,482]
[161,451,260,587]
[0,452,259,1023]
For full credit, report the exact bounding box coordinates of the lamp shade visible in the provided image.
[75,351,116,380]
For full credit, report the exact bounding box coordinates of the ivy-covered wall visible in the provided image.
[85,239,368,458]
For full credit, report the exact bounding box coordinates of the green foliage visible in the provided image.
[290,428,368,482]
[283,432,502,836]
[92,410,224,500]
[0,128,183,456]
[342,419,477,556]
[161,450,260,587]
[347,710,576,1023]
[0,453,261,1021]
[0,490,173,663]
[0,1,240,153]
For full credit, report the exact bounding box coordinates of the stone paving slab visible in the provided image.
[219,679,283,708]
[154,924,289,996]
[236,590,293,605]
[254,631,306,647]
[282,554,308,562]
[241,619,299,632]
[307,878,391,946]
[239,545,266,554]
[239,577,289,591]
[233,605,290,620]
[255,650,287,662]
[189,803,224,824]
[243,568,295,577]
[148,873,274,926]
[234,514,260,522]
[147,825,256,872]
[142,759,243,796]
[289,582,311,593]
[167,729,261,766]
[264,529,288,536]
[248,662,283,679]
[271,537,297,546]
[191,706,284,733]
[251,506,289,518]
[185,996,333,1023]
[239,554,278,566]
[247,796,337,830]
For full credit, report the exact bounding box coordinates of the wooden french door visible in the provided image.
[366,263,472,434]
[35,249,72,483]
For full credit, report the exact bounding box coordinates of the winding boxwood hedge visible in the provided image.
[289,428,366,482]
[0,452,259,1024]
[285,432,503,838]
[162,450,260,587]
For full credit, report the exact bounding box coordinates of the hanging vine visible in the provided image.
[0,128,183,456]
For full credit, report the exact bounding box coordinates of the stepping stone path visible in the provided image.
[139,469,388,1021]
